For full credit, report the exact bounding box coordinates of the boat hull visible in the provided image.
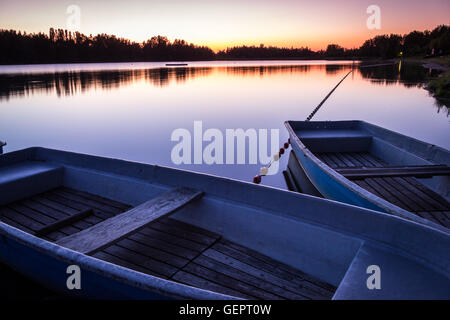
[1,147,449,299]
[285,120,450,232]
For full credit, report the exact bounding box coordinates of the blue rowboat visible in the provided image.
[285,120,450,233]
[0,147,449,299]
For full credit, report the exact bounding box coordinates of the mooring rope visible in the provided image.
[252,60,399,184]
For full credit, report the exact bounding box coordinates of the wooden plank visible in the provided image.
[0,207,46,231]
[22,198,92,232]
[52,189,124,215]
[327,153,346,167]
[158,217,219,239]
[45,231,71,241]
[172,271,254,299]
[336,153,356,167]
[42,193,114,219]
[382,177,435,212]
[351,152,375,167]
[363,178,410,210]
[33,209,93,237]
[181,262,283,300]
[212,242,334,298]
[22,199,69,220]
[60,187,131,210]
[138,227,207,252]
[193,255,306,300]
[103,245,178,278]
[9,202,81,235]
[319,153,338,168]
[128,232,199,260]
[92,251,167,279]
[416,211,444,226]
[32,194,79,215]
[149,220,218,246]
[344,153,365,166]
[33,194,103,225]
[56,188,203,254]
[370,178,418,212]
[336,165,450,179]
[361,152,386,167]
[220,240,336,293]
[353,180,384,198]
[0,215,34,233]
[203,248,329,299]
[401,177,450,210]
[427,211,450,228]
[8,203,56,225]
[115,238,189,268]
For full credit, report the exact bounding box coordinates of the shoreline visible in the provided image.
[403,56,450,71]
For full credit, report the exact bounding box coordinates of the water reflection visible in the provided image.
[0,67,213,100]
[1,62,444,102]
[1,61,448,190]
[359,62,441,88]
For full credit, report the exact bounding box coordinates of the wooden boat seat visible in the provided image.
[56,187,203,255]
[297,129,372,153]
[336,165,450,179]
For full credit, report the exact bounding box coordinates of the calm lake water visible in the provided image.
[0,60,448,189]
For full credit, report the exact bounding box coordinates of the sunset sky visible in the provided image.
[0,0,449,51]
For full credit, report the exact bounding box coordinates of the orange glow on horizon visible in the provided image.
[0,0,449,52]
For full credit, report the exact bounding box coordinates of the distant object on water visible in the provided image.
[0,140,6,155]
[165,63,188,66]
[285,120,450,232]
[0,147,449,299]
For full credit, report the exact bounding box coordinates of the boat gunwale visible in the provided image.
[284,120,449,233]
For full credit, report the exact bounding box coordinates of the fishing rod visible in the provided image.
[305,69,353,121]
[305,61,398,121]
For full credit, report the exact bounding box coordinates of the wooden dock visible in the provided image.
[0,187,335,300]
[315,151,450,229]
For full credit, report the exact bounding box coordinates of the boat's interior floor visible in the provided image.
[315,151,450,228]
[0,187,336,300]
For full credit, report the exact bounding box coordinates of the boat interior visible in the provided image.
[0,186,335,299]
[1,147,449,300]
[289,121,450,229]
[0,148,345,299]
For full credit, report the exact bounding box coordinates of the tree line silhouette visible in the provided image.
[0,25,448,64]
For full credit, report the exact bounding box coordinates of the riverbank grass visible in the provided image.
[428,70,450,99]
